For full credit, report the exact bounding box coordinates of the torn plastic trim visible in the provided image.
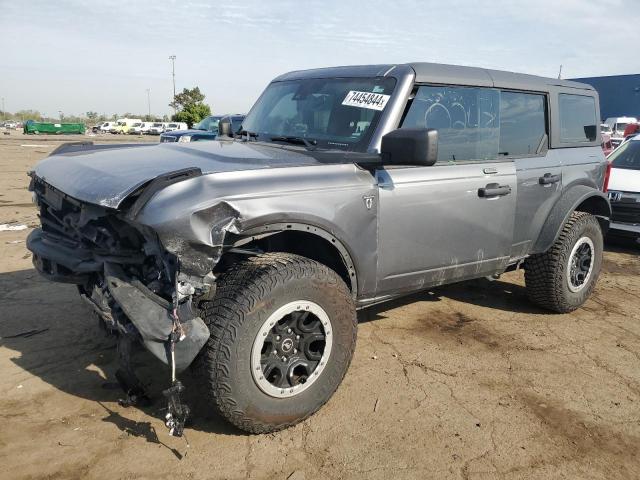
[104,262,209,372]
[233,222,359,297]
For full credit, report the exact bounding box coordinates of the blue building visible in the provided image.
[571,74,640,121]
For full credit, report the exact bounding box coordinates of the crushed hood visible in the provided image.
[32,140,324,209]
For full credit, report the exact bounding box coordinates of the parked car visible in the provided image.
[128,122,154,135]
[159,115,244,143]
[163,122,188,132]
[602,132,614,156]
[99,122,116,133]
[110,118,142,134]
[148,122,166,135]
[26,62,610,437]
[604,116,638,147]
[3,121,18,130]
[140,122,155,134]
[606,135,640,240]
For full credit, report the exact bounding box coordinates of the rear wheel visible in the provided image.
[524,211,603,313]
[197,253,357,433]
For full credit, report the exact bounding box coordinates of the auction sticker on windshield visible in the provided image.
[342,91,390,111]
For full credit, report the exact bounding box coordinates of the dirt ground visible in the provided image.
[0,131,639,480]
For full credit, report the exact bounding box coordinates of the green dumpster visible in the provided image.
[23,120,85,135]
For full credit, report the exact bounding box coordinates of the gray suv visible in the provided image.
[26,63,610,435]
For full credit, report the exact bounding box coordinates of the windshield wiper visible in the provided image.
[270,136,317,150]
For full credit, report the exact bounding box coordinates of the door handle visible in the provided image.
[539,173,561,185]
[478,183,512,198]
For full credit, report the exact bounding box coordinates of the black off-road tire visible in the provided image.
[197,253,357,433]
[524,211,603,313]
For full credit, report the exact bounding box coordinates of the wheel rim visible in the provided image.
[251,300,332,398]
[567,236,595,293]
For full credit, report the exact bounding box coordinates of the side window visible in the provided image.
[558,94,597,143]
[499,91,546,156]
[401,85,500,163]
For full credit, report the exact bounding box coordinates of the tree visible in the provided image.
[169,86,211,127]
[15,109,42,121]
[86,111,98,121]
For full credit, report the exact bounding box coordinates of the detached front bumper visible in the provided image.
[27,228,210,372]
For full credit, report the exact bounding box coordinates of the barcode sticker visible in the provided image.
[342,91,390,111]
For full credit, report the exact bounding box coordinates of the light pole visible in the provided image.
[146,88,151,119]
[169,55,176,116]
[58,110,63,121]
[1,97,4,122]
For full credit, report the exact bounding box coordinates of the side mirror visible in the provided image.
[218,117,232,137]
[381,128,438,166]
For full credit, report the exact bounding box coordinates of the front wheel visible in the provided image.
[197,253,357,433]
[524,211,603,313]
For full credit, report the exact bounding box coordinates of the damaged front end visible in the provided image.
[27,172,211,436]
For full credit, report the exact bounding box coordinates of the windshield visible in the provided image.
[614,123,629,133]
[117,122,126,126]
[601,124,611,133]
[168,123,178,127]
[132,123,142,127]
[193,116,221,131]
[152,123,162,127]
[609,140,640,170]
[241,77,396,151]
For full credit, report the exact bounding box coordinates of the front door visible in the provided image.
[374,83,520,298]
[375,162,517,297]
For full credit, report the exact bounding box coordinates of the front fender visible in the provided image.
[532,185,611,254]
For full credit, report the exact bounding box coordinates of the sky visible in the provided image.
[0,0,638,119]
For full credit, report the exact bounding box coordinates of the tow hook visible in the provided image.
[163,379,189,437]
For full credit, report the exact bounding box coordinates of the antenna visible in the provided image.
[558,64,563,80]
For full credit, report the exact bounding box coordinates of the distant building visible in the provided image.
[571,74,640,121]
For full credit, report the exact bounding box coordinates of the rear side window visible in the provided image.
[558,94,597,143]
[499,92,546,156]
[401,85,500,163]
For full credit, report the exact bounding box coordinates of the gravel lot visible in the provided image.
[0,132,639,480]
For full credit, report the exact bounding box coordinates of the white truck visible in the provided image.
[604,116,638,148]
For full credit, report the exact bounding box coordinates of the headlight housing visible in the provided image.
[178,135,192,143]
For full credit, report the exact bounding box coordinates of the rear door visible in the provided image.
[500,90,562,259]
[375,84,517,297]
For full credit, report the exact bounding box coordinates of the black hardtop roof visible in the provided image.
[274,62,594,93]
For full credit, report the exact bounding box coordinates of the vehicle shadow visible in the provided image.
[0,268,246,438]
[605,235,640,254]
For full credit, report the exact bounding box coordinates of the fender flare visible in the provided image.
[233,221,359,296]
[532,185,611,254]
